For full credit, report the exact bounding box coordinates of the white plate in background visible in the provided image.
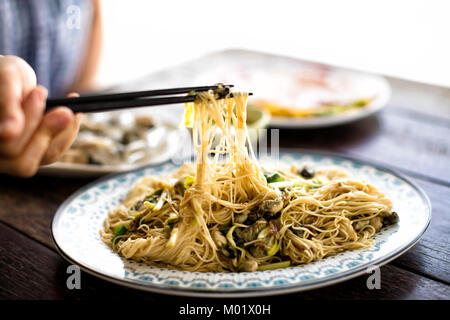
[122,49,391,128]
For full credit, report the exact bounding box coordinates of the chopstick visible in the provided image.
[45,85,244,113]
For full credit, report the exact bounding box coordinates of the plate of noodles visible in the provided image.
[52,90,430,297]
[248,67,391,128]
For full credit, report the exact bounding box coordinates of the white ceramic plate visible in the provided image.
[144,49,391,129]
[267,74,391,128]
[52,151,431,297]
[37,108,189,178]
[38,129,182,178]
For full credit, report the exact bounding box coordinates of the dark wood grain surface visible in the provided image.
[0,51,449,301]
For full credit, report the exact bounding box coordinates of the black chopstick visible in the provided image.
[48,95,197,113]
[45,85,237,113]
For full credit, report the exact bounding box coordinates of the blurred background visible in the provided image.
[97,0,450,89]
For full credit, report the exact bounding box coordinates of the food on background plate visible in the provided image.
[249,68,377,118]
[60,113,172,166]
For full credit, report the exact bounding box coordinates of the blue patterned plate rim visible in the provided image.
[51,149,431,297]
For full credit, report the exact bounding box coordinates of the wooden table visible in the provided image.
[1,55,449,302]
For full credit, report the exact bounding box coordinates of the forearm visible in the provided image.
[69,0,103,93]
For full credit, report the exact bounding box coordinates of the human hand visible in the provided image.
[0,55,81,177]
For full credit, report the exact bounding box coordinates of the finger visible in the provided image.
[67,92,80,98]
[40,92,80,164]
[0,85,47,157]
[41,111,81,165]
[0,56,37,140]
[0,107,70,177]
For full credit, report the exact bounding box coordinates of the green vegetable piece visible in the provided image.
[257,227,270,240]
[258,260,291,271]
[144,201,155,210]
[114,225,128,237]
[351,99,369,107]
[143,188,163,204]
[112,225,128,244]
[226,225,247,265]
[167,227,179,248]
[305,186,318,192]
[264,173,284,184]
[163,224,173,236]
[165,214,180,225]
[184,176,195,189]
[163,214,180,236]
[266,239,279,257]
